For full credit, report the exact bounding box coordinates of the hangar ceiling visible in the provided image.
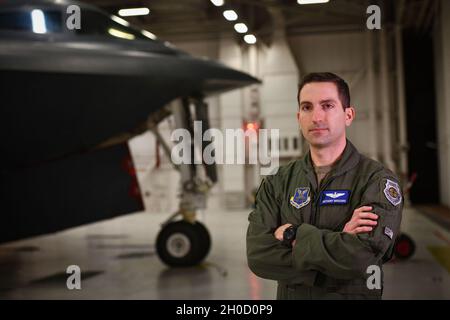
[87,0,438,43]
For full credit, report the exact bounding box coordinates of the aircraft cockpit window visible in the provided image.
[0,10,62,33]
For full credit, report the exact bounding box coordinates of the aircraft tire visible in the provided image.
[394,233,416,260]
[156,221,210,267]
[193,221,211,262]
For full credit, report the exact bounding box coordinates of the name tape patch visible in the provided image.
[319,190,351,205]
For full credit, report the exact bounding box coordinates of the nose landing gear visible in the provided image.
[151,97,216,267]
[156,220,211,267]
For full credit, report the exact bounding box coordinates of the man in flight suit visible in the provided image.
[246,72,403,299]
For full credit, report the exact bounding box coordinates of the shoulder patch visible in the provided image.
[383,179,402,206]
[290,187,311,209]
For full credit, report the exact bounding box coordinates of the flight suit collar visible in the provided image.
[301,139,361,189]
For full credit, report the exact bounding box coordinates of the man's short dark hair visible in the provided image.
[297,72,350,109]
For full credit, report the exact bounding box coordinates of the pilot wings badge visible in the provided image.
[290,187,311,209]
[319,190,350,205]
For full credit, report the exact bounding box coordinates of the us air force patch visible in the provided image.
[383,179,402,206]
[290,187,310,209]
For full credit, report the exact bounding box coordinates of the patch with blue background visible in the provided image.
[290,187,311,209]
[319,190,351,205]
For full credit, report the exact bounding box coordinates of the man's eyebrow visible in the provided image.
[319,99,338,104]
[299,101,312,106]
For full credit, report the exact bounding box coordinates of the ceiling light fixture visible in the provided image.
[108,28,135,40]
[111,15,130,27]
[234,23,248,33]
[223,10,238,21]
[210,0,224,6]
[297,0,329,4]
[244,34,257,44]
[118,8,150,17]
[141,30,157,40]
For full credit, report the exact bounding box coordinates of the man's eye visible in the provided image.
[323,104,334,110]
[301,105,312,111]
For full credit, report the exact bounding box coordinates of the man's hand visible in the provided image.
[274,223,292,241]
[343,206,378,234]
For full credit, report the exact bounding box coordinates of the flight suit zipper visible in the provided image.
[311,176,335,226]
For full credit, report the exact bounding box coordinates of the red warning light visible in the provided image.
[244,121,260,132]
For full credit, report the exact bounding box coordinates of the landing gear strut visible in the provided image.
[150,97,216,267]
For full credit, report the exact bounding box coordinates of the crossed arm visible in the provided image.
[274,205,379,245]
[246,175,402,282]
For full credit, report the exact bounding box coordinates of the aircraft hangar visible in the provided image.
[1,0,450,300]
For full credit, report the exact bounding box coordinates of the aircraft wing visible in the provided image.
[0,0,260,243]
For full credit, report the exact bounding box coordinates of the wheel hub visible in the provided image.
[166,233,191,258]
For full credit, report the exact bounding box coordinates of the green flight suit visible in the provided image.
[246,140,403,299]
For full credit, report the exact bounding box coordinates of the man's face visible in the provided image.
[297,82,355,148]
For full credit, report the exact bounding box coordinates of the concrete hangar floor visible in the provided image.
[0,202,450,299]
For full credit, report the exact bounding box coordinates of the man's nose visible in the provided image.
[311,107,324,123]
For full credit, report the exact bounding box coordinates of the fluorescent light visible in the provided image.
[108,28,135,40]
[31,9,46,34]
[297,0,329,4]
[223,10,238,21]
[244,34,257,44]
[118,8,150,17]
[210,0,224,6]
[110,15,130,27]
[141,30,157,40]
[234,23,248,33]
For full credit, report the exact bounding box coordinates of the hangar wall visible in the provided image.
[288,31,378,159]
[171,32,303,209]
[130,26,418,211]
[434,0,450,207]
[177,30,405,206]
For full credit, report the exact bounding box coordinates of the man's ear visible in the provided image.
[345,107,355,126]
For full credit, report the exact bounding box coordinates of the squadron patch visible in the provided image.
[383,179,402,206]
[384,227,394,240]
[290,187,311,209]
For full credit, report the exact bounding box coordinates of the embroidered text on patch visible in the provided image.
[319,190,350,205]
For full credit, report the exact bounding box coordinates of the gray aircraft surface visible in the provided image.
[0,0,260,266]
